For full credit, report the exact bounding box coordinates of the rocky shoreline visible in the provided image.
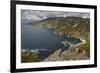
[42,38,89,62]
[21,37,89,62]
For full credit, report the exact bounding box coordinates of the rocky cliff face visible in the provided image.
[32,17,90,41]
[42,47,89,62]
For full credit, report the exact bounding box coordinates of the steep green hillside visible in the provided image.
[32,17,90,41]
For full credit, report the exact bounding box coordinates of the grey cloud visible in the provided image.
[21,10,90,22]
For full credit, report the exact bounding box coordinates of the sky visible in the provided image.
[21,10,90,22]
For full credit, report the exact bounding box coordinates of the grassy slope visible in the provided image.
[21,52,40,63]
[75,41,90,57]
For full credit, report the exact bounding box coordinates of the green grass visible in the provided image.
[21,52,40,63]
[75,41,90,57]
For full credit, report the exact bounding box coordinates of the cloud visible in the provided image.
[21,10,90,22]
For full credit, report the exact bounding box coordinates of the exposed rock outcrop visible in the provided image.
[42,47,89,62]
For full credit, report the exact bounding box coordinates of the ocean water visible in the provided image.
[21,22,81,60]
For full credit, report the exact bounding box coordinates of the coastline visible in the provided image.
[73,38,86,47]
